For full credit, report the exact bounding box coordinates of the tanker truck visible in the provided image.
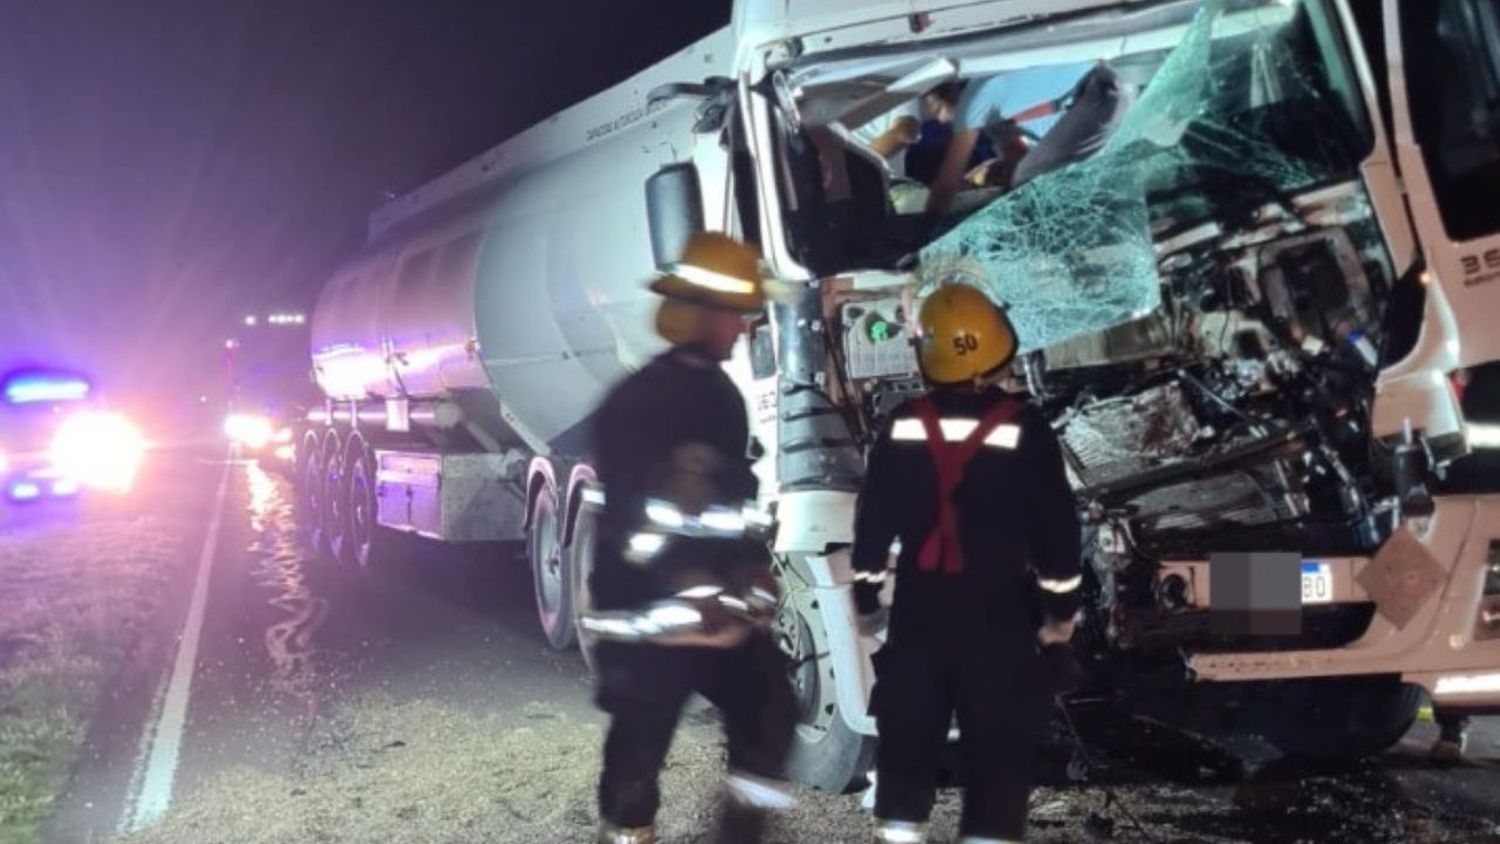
[299,0,1500,790]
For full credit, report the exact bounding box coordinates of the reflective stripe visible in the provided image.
[668,262,758,296]
[639,499,766,540]
[578,601,705,642]
[645,501,685,529]
[700,508,747,533]
[597,824,656,844]
[1037,574,1083,594]
[890,418,1021,449]
[1468,423,1500,449]
[626,532,667,563]
[853,570,889,584]
[675,584,724,600]
[581,487,607,507]
[724,771,797,810]
[875,820,927,843]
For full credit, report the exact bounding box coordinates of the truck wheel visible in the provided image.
[323,431,351,565]
[303,432,332,559]
[775,595,876,793]
[568,503,599,672]
[1251,677,1424,761]
[528,484,576,650]
[344,438,383,571]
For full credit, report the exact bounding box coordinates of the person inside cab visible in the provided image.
[851,281,1084,843]
[924,60,1134,214]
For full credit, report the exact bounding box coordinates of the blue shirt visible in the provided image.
[954,62,1097,137]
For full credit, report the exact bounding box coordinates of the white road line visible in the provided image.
[122,458,233,832]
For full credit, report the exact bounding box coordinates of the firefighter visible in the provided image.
[852,281,1083,843]
[585,231,797,844]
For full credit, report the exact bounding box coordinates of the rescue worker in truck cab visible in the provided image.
[851,282,1084,844]
[583,232,798,844]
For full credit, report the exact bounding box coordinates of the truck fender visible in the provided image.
[802,551,879,737]
[524,456,559,532]
[562,463,599,547]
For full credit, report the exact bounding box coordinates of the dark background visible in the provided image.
[0,0,728,404]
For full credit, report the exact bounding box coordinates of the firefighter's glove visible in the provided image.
[1037,612,1080,646]
[856,607,889,640]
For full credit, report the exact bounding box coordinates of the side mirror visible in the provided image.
[645,164,704,269]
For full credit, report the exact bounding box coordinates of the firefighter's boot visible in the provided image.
[1430,712,1471,762]
[597,822,656,844]
[714,771,795,844]
[874,819,928,842]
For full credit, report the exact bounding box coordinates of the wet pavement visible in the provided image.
[30,455,1500,843]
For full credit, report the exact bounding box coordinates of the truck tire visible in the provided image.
[324,431,353,566]
[1251,677,1424,762]
[303,431,333,560]
[528,483,576,650]
[776,595,876,793]
[568,502,600,673]
[344,437,385,572]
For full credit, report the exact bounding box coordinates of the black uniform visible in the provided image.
[852,387,1082,841]
[590,343,796,835]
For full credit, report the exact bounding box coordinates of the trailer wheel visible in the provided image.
[568,502,600,672]
[528,484,576,650]
[344,438,383,571]
[775,593,875,793]
[1251,677,1424,762]
[323,431,351,565]
[302,432,331,559]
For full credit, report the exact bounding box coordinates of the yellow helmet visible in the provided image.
[649,232,766,314]
[915,283,1018,384]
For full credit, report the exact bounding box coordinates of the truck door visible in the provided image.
[1386,0,1500,368]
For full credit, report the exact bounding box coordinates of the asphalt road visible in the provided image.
[27,453,1500,843]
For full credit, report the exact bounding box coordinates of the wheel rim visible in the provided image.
[775,598,838,739]
[302,443,321,518]
[532,495,563,621]
[350,451,374,566]
[326,441,347,556]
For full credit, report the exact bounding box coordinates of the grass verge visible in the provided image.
[0,516,177,843]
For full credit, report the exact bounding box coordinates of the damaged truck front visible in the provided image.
[737,0,1500,783]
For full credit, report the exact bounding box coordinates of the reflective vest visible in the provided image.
[908,395,1021,575]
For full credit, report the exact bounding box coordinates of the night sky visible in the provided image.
[0,0,728,402]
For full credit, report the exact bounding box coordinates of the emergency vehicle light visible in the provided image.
[3,372,90,404]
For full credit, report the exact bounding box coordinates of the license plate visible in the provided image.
[1301,561,1333,605]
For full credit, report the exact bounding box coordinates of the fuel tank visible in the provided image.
[310,31,731,452]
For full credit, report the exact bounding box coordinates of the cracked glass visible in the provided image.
[918,0,1370,353]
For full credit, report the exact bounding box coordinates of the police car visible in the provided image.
[0,369,147,502]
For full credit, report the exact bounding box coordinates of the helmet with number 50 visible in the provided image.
[914,282,1018,385]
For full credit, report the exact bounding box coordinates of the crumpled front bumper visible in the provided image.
[1177,496,1500,710]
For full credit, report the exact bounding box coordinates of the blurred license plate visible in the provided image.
[1301,561,1333,605]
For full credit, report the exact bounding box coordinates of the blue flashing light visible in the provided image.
[10,481,41,501]
[4,372,91,404]
[51,480,80,496]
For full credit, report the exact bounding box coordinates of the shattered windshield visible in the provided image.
[785,0,1374,352]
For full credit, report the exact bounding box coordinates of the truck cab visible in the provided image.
[709,0,1500,783]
